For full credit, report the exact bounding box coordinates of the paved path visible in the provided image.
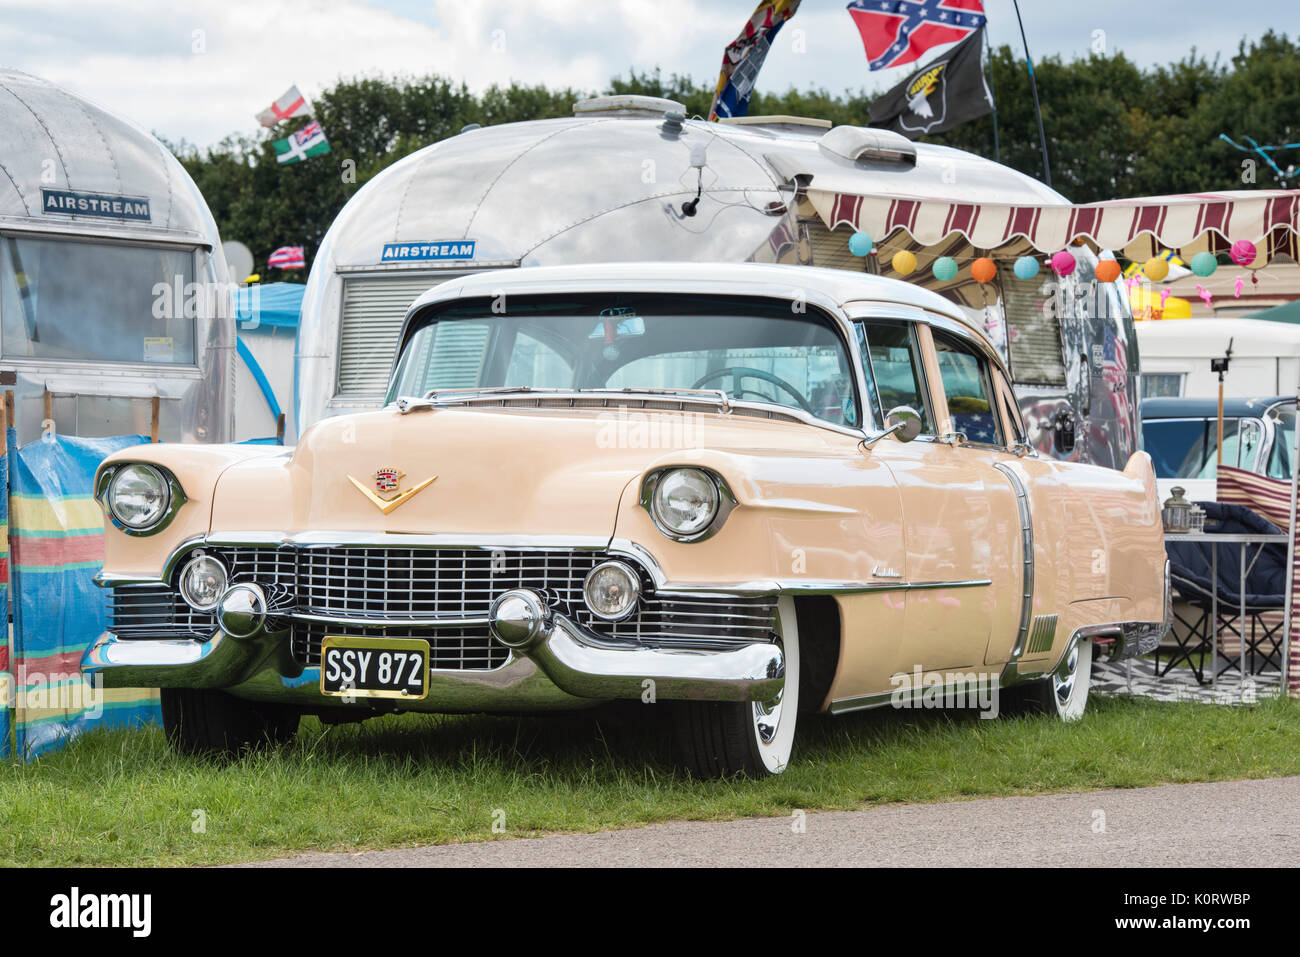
[249,776,1300,867]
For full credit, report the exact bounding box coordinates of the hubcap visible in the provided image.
[1053,639,1080,707]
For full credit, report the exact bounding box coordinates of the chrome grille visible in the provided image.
[295,547,595,619]
[108,584,215,638]
[107,545,778,669]
[290,621,506,670]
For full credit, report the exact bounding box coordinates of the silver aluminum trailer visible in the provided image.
[0,69,233,445]
[298,96,1137,467]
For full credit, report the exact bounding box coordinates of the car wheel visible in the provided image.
[161,688,300,758]
[1007,635,1092,721]
[672,595,800,778]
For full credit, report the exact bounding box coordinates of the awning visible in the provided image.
[808,188,1300,266]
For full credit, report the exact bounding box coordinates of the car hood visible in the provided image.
[208,404,849,540]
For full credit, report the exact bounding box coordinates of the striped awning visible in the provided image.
[808,188,1300,266]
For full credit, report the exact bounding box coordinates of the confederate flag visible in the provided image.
[847,0,986,72]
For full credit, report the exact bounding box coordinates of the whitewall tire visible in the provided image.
[672,595,800,777]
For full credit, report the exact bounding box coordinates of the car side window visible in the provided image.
[995,377,1027,448]
[932,331,1003,446]
[858,320,933,435]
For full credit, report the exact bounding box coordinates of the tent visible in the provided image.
[1249,299,1300,325]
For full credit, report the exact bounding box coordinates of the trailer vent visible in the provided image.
[336,275,455,397]
[999,262,1066,387]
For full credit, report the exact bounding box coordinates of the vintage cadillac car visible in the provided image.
[83,263,1169,777]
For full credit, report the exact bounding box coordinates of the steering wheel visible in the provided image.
[691,366,816,414]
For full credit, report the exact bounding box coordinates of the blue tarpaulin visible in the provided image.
[235,282,303,330]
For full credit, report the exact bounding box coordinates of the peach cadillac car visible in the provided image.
[83,263,1169,777]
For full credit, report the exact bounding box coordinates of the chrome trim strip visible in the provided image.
[290,611,492,628]
[993,462,1034,660]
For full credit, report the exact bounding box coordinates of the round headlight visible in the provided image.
[107,464,170,530]
[651,467,719,538]
[583,561,642,621]
[179,554,228,612]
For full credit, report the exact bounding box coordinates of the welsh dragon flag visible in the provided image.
[273,121,331,165]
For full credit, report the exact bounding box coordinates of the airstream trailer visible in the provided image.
[297,96,1138,467]
[0,69,233,445]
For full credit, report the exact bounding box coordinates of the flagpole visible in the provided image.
[983,27,1000,165]
[1011,0,1051,187]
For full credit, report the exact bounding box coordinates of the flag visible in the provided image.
[847,0,986,72]
[268,246,305,270]
[868,25,992,138]
[708,0,802,122]
[256,84,312,127]
[272,121,331,166]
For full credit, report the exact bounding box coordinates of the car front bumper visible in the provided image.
[80,592,785,713]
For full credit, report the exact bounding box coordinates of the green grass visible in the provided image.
[3,693,1299,866]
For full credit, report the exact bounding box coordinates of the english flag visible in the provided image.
[846,0,986,72]
[256,84,312,127]
[268,246,306,270]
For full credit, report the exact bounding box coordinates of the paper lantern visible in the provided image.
[1013,256,1039,280]
[1230,240,1258,267]
[1143,256,1170,281]
[1050,250,1076,277]
[971,257,997,283]
[848,231,873,257]
[1190,252,1218,277]
[932,256,958,282]
[1094,259,1121,283]
[891,250,917,275]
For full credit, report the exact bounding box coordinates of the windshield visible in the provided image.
[387,294,860,427]
[1144,416,1265,479]
[0,234,196,364]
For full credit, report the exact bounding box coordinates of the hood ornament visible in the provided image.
[348,467,437,514]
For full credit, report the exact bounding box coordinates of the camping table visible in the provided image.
[1164,530,1291,698]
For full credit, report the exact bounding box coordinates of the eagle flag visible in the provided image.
[273,121,331,165]
[868,25,992,138]
[847,0,986,72]
[256,84,312,127]
[708,0,802,122]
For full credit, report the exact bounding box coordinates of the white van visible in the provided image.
[1136,317,1300,400]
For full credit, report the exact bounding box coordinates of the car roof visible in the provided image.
[409,261,971,323]
[1141,395,1295,419]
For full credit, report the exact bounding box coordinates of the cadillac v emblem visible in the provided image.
[348,467,437,514]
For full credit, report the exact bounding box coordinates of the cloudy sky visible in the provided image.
[0,0,1288,147]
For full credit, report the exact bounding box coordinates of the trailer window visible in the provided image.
[0,235,195,365]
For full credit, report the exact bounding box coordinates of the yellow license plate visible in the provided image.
[319,635,430,700]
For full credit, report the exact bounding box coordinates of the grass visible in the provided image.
[2,693,1299,866]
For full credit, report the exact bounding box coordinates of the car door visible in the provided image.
[856,318,1009,676]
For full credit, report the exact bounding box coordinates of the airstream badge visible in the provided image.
[41,188,151,222]
[380,241,476,262]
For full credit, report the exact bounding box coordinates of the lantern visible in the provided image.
[1230,239,1258,267]
[971,257,997,283]
[1050,250,1076,277]
[1013,256,1039,280]
[1094,259,1121,283]
[1162,486,1193,533]
[932,256,958,282]
[1190,251,1218,277]
[848,231,873,257]
[1143,256,1170,281]
[891,250,917,275]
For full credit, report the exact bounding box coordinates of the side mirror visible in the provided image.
[883,406,923,443]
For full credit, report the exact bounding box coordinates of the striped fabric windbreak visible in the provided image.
[0,446,8,758]
[1216,465,1300,697]
[7,430,159,759]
